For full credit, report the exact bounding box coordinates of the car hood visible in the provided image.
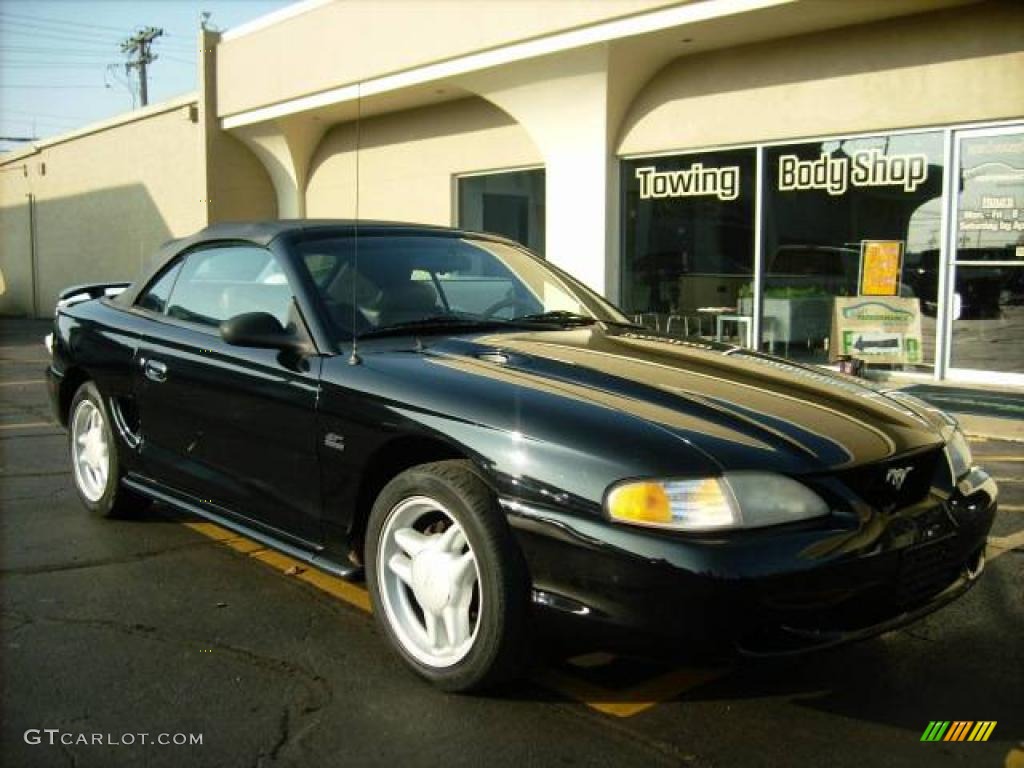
[424,325,944,473]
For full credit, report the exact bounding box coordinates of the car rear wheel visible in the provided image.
[69,381,149,518]
[366,460,529,692]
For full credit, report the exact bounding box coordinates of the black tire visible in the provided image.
[68,381,150,519]
[365,460,530,692]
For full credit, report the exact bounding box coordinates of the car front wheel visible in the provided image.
[366,460,529,692]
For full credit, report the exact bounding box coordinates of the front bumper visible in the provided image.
[504,469,998,659]
[735,550,984,656]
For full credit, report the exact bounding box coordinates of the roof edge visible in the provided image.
[1,93,198,165]
[221,0,335,42]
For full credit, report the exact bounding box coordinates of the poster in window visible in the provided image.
[829,296,923,365]
[858,240,904,297]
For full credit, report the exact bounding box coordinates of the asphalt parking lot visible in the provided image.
[2,318,1022,768]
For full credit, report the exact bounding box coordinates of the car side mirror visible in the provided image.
[220,312,301,351]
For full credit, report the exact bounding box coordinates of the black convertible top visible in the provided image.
[172,219,479,248]
[115,219,509,307]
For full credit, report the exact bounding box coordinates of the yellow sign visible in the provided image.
[859,240,904,296]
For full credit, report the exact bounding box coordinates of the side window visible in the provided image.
[165,246,295,329]
[136,261,183,314]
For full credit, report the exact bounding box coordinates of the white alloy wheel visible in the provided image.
[376,495,482,668]
[71,399,110,502]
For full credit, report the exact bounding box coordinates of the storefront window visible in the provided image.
[622,149,755,342]
[950,130,1024,374]
[761,132,945,369]
[457,169,545,255]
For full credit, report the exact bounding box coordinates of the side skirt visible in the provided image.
[122,475,362,581]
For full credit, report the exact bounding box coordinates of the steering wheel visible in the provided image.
[481,297,538,319]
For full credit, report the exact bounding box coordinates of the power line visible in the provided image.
[0,28,125,47]
[0,19,127,44]
[7,33,183,57]
[2,116,81,125]
[1,121,81,134]
[0,10,137,34]
[2,63,119,68]
[160,55,196,66]
[0,108,86,122]
[0,15,195,50]
[2,65,122,71]
[0,45,138,56]
[0,84,110,89]
[0,40,193,58]
[0,28,194,58]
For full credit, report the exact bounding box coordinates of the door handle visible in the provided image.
[143,359,168,383]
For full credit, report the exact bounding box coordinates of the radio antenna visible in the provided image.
[348,82,362,366]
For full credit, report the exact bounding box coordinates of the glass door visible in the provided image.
[946,125,1024,384]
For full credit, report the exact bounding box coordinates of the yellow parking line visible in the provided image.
[187,522,374,613]
[185,519,722,714]
[534,665,726,718]
[978,456,1024,462]
[0,379,46,387]
[987,530,1024,562]
[296,564,373,613]
[0,421,53,430]
[250,548,303,571]
[184,521,237,542]
[224,537,268,555]
[999,504,1024,513]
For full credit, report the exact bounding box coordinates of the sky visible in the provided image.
[0,0,295,152]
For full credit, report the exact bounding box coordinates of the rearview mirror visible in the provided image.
[220,312,301,350]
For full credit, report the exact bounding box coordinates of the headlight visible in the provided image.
[605,473,829,531]
[945,429,973,481]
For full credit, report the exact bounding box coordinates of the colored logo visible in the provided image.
[840,301,914,322]
[921,721,997,742]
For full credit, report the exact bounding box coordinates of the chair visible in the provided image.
[378,282,442,327]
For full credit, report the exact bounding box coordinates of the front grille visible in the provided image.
[897,538,961,607]
[839,447,944,511]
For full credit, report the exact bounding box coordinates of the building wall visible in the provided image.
[305,97,542,224]
[200,28,278,224]
[206,130,278,223]
[0,99,205,317]
[618,1,1024,155]
[216,0,681,118]
[0,90,277,318]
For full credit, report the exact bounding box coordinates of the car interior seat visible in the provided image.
[377,282,442,327]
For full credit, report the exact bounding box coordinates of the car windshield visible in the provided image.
[292,233,631,339]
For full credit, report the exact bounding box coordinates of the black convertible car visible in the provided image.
[46,221,997,691]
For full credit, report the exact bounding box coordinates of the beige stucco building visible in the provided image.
[2,0,1022,383]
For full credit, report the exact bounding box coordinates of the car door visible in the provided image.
[133,243,322,544]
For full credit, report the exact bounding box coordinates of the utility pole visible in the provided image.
[120,27,163,107]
